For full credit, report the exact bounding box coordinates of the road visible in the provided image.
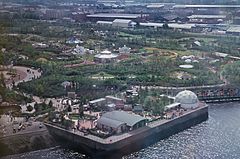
[5,66,42,89]
[0,114,46,138]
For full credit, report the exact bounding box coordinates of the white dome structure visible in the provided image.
[94,50,118,63]
[174,90,199,109]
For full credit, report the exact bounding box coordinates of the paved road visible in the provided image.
[6,66,42,89]
[0,115,45,138]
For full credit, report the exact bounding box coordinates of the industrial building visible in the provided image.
[87,13,145,21]
[89,95,124,110]
[188,15,227,24]
[97,19,136,28]
[112,19,136,28]
[140,22,196,31]
[226,26,240,35]
[97,111,147,134]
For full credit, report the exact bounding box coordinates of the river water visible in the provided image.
[3,103,240,159]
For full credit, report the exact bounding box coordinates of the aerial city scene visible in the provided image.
[0,0,240,158]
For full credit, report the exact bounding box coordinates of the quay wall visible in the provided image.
[45,106,208,158]
[0,129,57,157]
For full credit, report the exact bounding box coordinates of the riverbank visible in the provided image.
[0,127,57,157]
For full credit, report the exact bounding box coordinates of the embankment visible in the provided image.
[45,106,208,158]
[0,129,57,157]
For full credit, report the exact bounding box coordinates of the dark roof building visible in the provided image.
[97,116,125,129]
[87,13,146,22]
[102,111,146,127]
[97,111,147,133]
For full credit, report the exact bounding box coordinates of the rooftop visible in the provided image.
[188,15,227,19]
[97,21,113,25]
[102,111,146,127]
[179,64,194,69]
[227,26,240,33]
[165,103,181,110]
[89,98,106,104]
[140,23,195,29]
[97,116,125,129]
[87,13,141,19]
[113,19,132,23]
[174,5,240,8]
[214,52,228,58]
[105,96,123,101]
[146,4,164,8]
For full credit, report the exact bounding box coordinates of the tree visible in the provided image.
[79,105,84,118]
[152,99,165,115]
[27,105,33,112]
[63,119,74,130]
[99,72,105,80]
[0,73,6,99]
[67,105,72,112]
[0,52,3,66]
[34,103,39,112]
[143,96,152,111]
[163,23,169,29]
[48,100,53,108]
[36,83,44,96]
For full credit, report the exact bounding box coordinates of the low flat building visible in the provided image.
[97,116,126,134]
[89,98,106,107]
[97,111,147,134]
[96,21,113,26]
[188,15,226,24]
[140,22,196,30]
[164,103,181,111]
[106,96,124,109]
[87,13,144,21]
[94,50,118,63]
[112,19,135,28]
[227,26,240,36]
[233,18,240,25]
[173,5,240,9]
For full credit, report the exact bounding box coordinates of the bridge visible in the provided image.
[195,87,240,103]
[135,85,240,103]
[199,96,240,103]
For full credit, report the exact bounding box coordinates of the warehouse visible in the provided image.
[97,111,147,134]
[112,19,136,28]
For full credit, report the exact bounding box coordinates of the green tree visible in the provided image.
[67,105,72,112]
[0,52,3,65]
[143,96,152,111]
[36,83,44,96]
[48,100,53,108]
[27,105,33,112]
[0,73,6,99]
